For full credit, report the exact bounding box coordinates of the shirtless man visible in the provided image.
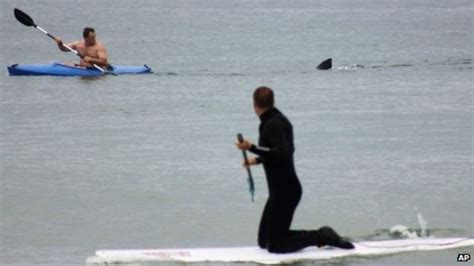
[55,27,108,68]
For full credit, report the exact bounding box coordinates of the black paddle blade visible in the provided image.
[317,58,332,70]
[14,8,36,27]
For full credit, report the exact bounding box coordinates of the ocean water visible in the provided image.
[0,0,472,265]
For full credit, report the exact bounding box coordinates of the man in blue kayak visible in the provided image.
[236,86,354,253]
[54,27,108,68]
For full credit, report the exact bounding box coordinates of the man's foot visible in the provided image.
[335,237,355,249]
[318,226,355,249]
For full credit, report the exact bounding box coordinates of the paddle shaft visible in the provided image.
[241,151,253,181]
[237,133,255,202]
[35,26,81,57]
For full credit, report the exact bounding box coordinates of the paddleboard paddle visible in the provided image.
[14,8,106,73]
[237,133,255,202]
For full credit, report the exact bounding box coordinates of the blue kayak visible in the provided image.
[7,63,152,76]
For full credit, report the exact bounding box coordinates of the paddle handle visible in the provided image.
[237,133,255,202]
[237,134,249,163]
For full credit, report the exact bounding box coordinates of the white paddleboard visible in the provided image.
[87,237,473,265]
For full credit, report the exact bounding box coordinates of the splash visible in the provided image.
[417,212,428,238]
[389,211,430,239]
[389,225,419,239]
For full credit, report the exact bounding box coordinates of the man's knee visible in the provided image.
[267,241,290,254]
[267,244,284,254]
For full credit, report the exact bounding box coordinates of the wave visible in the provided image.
[355,227,465,242]
[152,71,248,77]
[429,58,472,66]
[336,58,472,71]
[351,210,466,241]
[150,58,472,77]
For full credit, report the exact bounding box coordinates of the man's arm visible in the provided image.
[249,120,291,163]
[235,140,261,166]
[54,38,78,52]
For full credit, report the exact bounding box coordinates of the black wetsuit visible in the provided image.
[249,107,329,253]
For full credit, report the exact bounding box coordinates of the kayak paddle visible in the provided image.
[13,8,106,73]
[237,133,255,202]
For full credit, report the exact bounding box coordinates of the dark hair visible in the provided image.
[253,86,274,109]
[83,27,95,38]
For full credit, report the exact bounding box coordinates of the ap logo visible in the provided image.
[457,253,471,262]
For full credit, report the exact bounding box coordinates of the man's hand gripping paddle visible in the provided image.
[237,133,255,202]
